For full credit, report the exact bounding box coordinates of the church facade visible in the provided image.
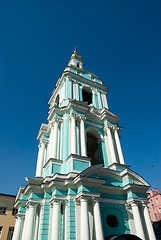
[12,52,156,240]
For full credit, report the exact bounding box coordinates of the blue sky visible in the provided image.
[0,0,160,195]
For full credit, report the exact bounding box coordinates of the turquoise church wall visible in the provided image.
[100,202,131,238]
[39,202,50,240]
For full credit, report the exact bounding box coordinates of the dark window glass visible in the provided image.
[7,227,14,240]
[0,207,7,214]
[106,215,119,228]
[12,208,18,215]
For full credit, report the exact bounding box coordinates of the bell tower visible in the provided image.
[12,51,156,240]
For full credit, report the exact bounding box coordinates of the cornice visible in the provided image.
[48,67,108,105]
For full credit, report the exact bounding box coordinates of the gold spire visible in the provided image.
[71,47,82,60]
[74,46,77,54]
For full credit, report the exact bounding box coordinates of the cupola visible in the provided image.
[67,48,84,69]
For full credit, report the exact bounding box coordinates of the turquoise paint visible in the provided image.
[127,191,145,199]
[98,141,106,166]
[66,199,76,240]
[52,163,61,174]
[101,192,126,200]
[28,193,44,200]
[101,140,109,167]
[52,189,67,196]
[20,194,28,200]
[44,192,52,198]
[104,120,117,126]
[101,176,122,187]
[73,159,89,171]
[122,178,134,187]
[68,188,77,195]
[89,173,98,178]
[39,202,50,240]
[18,206,26,212]
[100,206,125,237]
[62,118,69,160]
[77,185,99,193]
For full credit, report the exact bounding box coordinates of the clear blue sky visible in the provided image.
[0,0,160,195]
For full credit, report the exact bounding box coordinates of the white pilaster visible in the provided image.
[68,78,72,99]
[142,202,156,240]
[21,207,29,240]
[104,125,117,164]
[70,114,77,154]
[25,203,37,240]
[50,200,61,240]
[12,214,24,240]
[80,116,87,156]
[102,92,108,109]
[75,81,79,100]
[97,90,102,109]
[131,202,145,240]
[35,140,46,177]
[49,119,60,159]
[114,128,125,165]
[93,199,104,240]
[80,197,90,240]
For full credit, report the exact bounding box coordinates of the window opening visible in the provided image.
[106,215,119,228]
[86,132,102,165]
[77,62,80,68]
[55,94,59,106]
[7,227,14,240]
[0,227,2,238]
[0,207,6,214]
[156,198,159,204]
[82,87,92,105]
[12,208,18,215]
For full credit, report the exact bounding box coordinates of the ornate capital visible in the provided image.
[79,115,86,121]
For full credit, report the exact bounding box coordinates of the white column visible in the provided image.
[80,197,90,240]
[50,200,61,240]
[131,202,145,240]
[97,90,102,109]
[142,202,156,240]
[102,92,108,109]
[80,116,87,156]
[114,128,125,165]
[104,130,112,166]
[63,80,66,100]
[68,78,72,99]
[75,81,79,100]
[104,125,117,164]
[35,140,46,177]
[93,199,104,240]
[49,119,59,159]
[21,207,29,240]
[12,214,24,240]
[70,114,77,154]
[25,204,37,240]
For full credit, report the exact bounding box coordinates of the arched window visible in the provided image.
[86,132,102,165]
[82,86,92,105]
[77,62,80,68]
[55,94,59,106]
